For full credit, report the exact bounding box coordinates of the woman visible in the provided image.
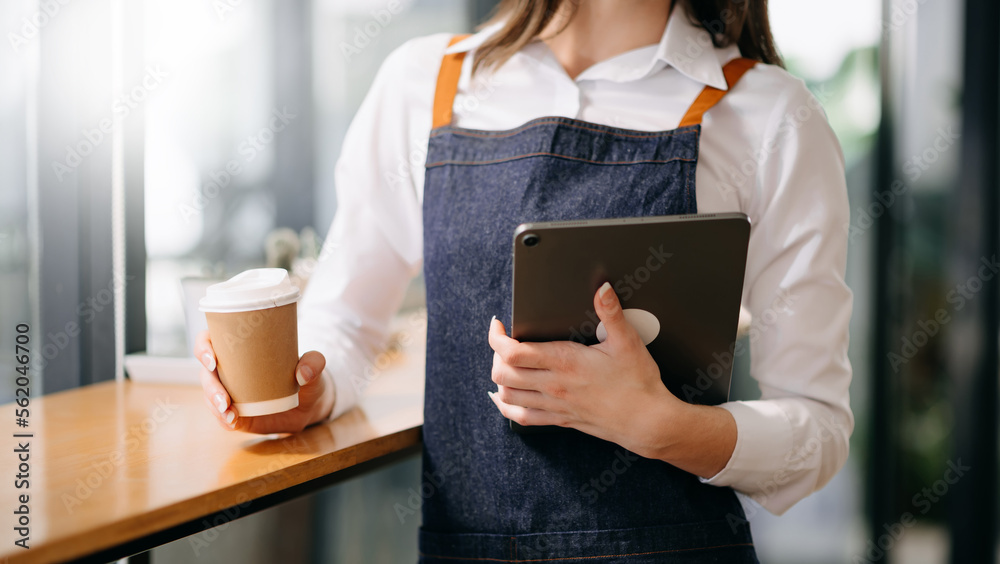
[197,0,854,561]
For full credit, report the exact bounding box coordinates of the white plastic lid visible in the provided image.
[198,268,300,313]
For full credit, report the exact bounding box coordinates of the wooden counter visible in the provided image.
[0,320,426,564]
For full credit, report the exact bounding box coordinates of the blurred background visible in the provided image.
[0,0,996,562]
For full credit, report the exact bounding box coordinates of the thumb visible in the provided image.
[593,282,638,345]
[295,351,326,388]
[295,351,328,411]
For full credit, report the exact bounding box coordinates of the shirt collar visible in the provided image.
[443,3,731,90]
[656,3,730,89]
[444,21,502,56]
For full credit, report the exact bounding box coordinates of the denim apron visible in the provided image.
[419,36,760,563]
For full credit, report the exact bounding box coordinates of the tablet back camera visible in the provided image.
[522,234,540,247]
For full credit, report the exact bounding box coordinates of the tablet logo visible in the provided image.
[596,308,660,346]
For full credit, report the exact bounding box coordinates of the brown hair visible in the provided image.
[472,0,783,75]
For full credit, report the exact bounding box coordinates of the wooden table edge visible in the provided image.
[9,425,423,564]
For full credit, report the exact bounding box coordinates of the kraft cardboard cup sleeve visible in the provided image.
[199,268,302,416]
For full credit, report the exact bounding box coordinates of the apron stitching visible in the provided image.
[430,118,699,140]
[418,542,756,562]
[688,128,700,212]
[426,154,696,168]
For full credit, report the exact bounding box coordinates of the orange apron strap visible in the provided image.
[432,34,472,130]
[678,57,757,128]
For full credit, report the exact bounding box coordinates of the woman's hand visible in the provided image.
[194,330,335,434]
[487,282,737,477]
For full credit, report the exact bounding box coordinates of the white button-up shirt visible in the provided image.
[298,4,854,516]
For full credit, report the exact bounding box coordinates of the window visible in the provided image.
[142,0,470,359]
[0,2,37,401]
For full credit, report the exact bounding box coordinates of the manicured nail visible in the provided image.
[214,393,227,414]
[202,352,216,372]
[598,282,613,306]
[490,315,497,327]
[296,365,313,387]
[225,410,236,425]
[487,390,495,400]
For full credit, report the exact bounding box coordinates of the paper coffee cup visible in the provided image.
[199,269,301,417]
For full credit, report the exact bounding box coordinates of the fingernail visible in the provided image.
[202,352,216,372]
[214,393,227,414]
[225,410,236,425]
[598,282,614,306]
[490,315,497,327]
[487,390,495,400]
[296,365,313,386]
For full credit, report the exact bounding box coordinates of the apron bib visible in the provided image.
[419,35,760,564]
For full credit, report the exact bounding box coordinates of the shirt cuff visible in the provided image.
[326,360,361,421]
[698,401,794,503]
[299,331,364,422]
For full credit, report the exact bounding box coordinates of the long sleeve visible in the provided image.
[698,76,855,515]
[295,24,854,512]
[297,36,448,419]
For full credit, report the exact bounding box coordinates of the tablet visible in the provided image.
[509,213,750,433]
